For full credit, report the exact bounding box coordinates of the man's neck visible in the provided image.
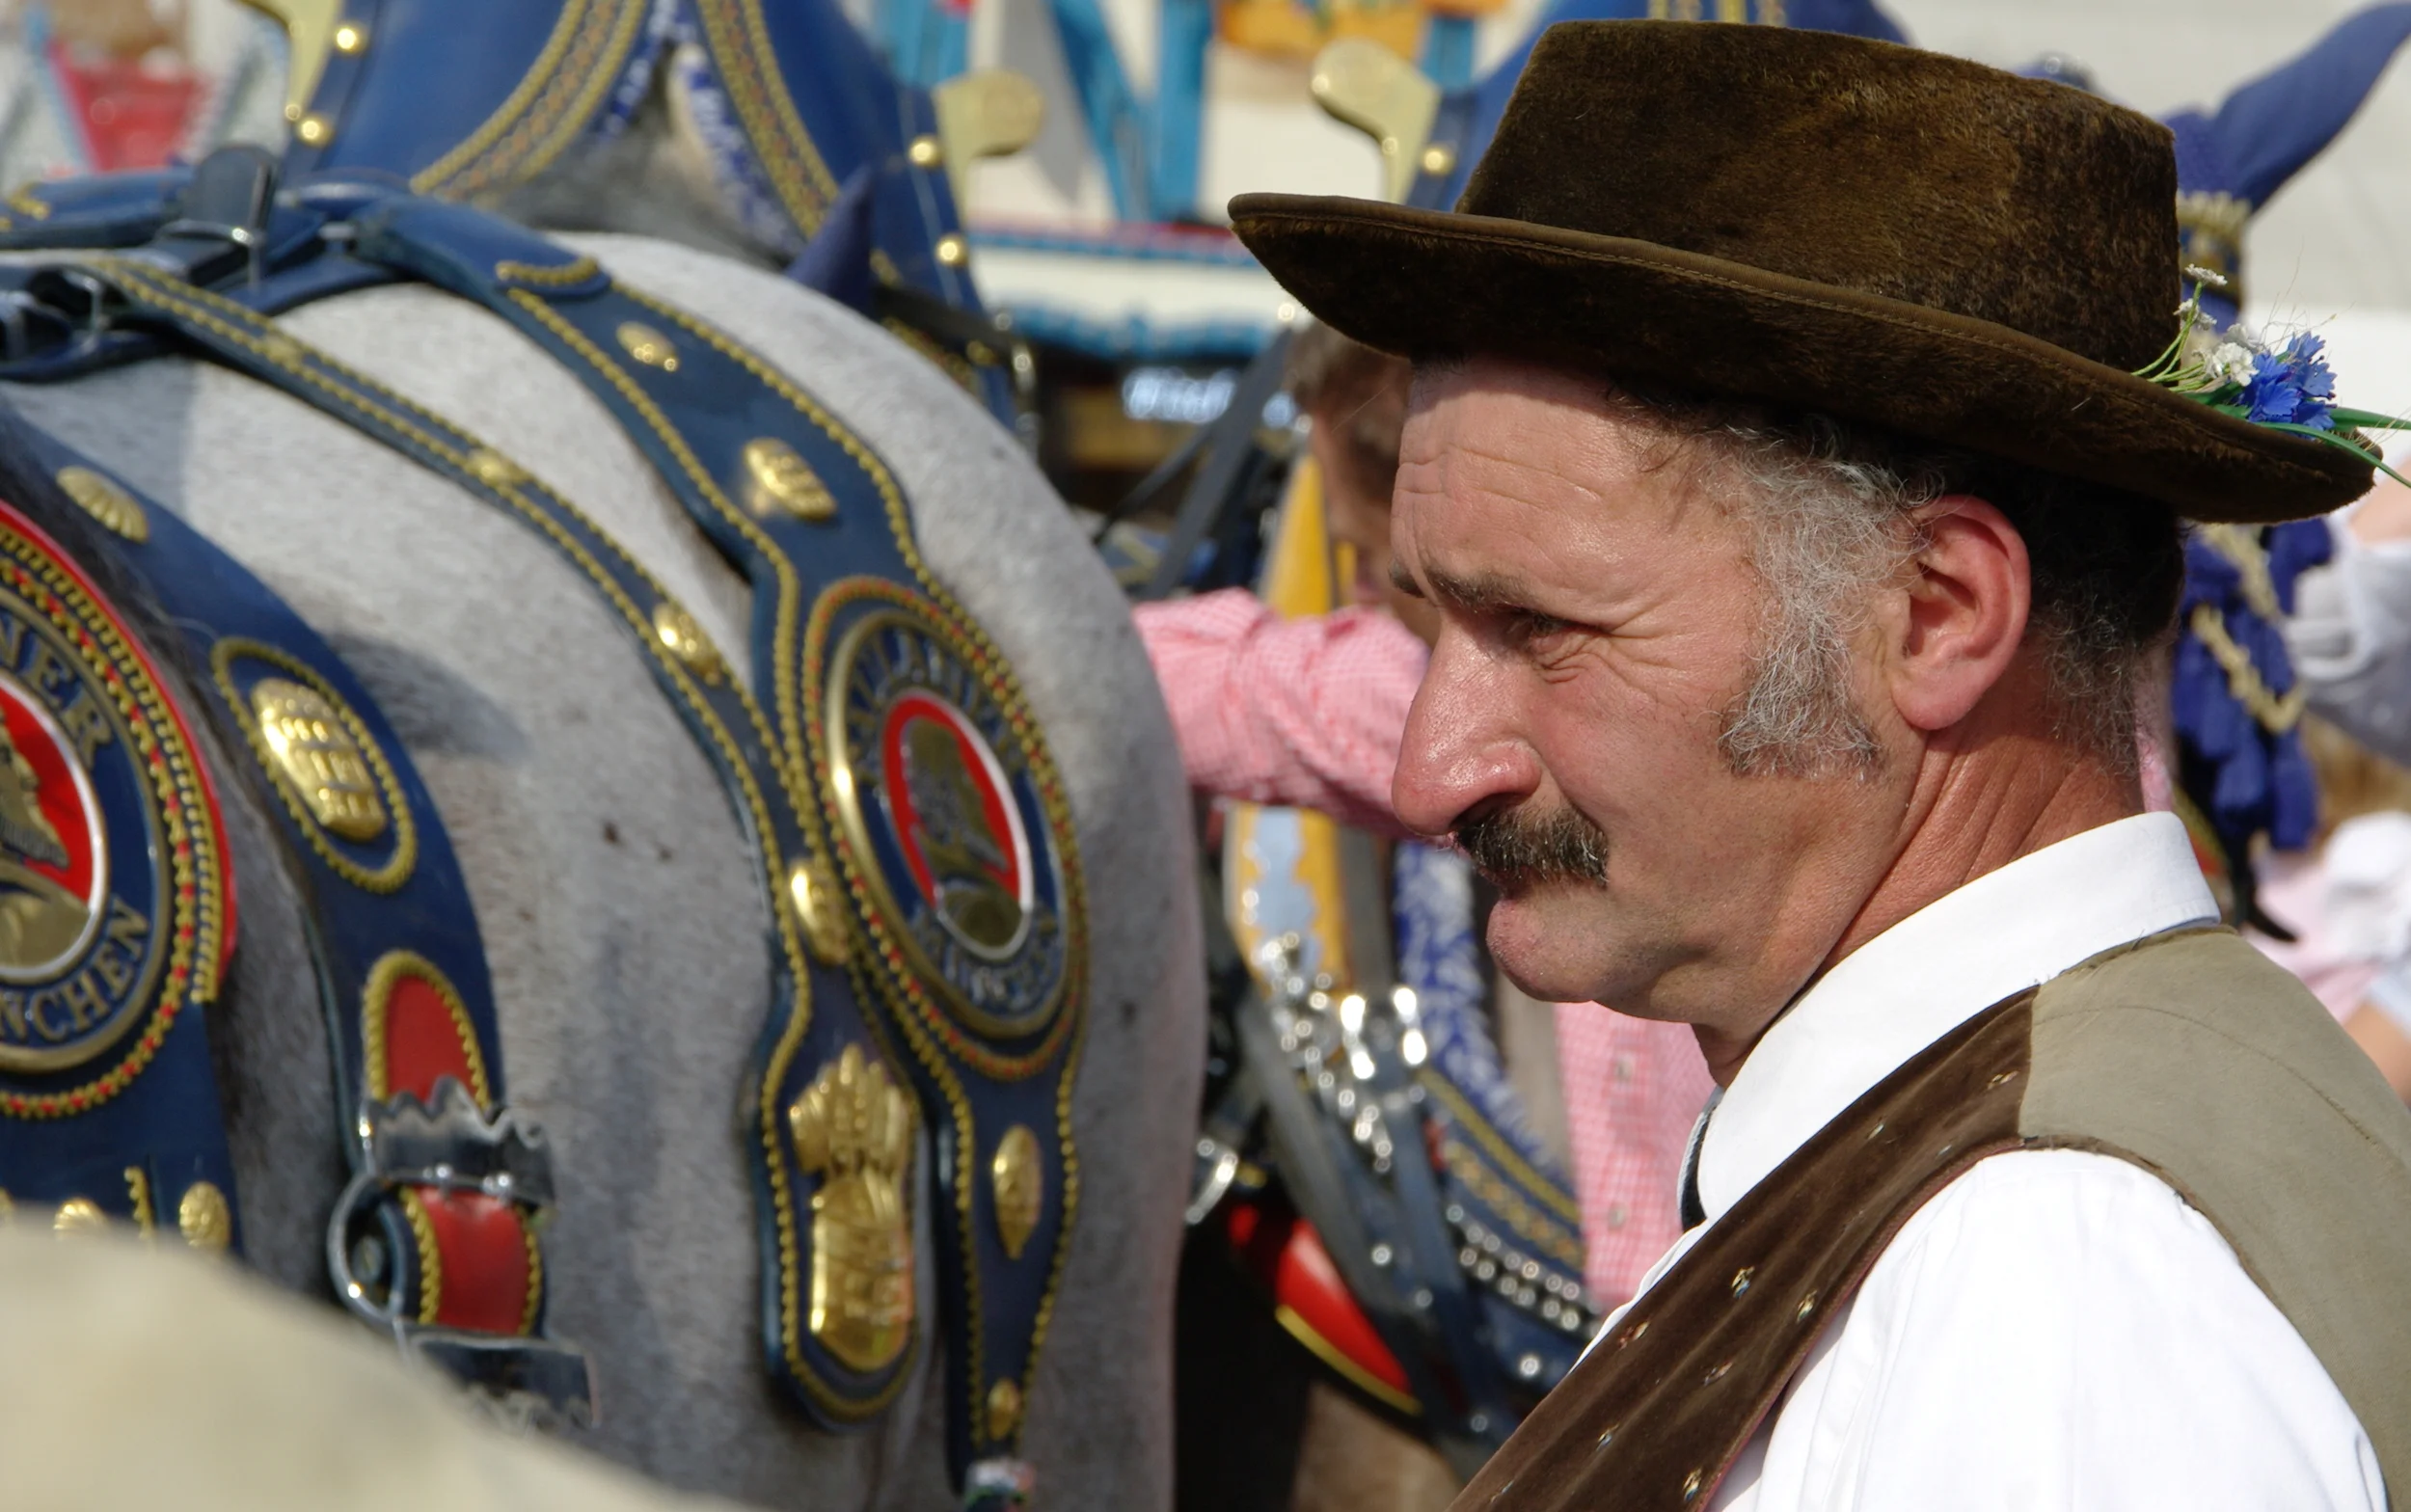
[1693,735,2141,1084]
[1826,740,2140,979]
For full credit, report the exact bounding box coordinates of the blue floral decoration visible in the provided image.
[2239,333,2339,430]
[2138,293,2405,477]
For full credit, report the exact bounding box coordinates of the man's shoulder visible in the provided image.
[1861,1148,2337,1377]
[2005,925,2411,1491]
[1880,1146,2249,1291]
[2022,924,2411,1172]
[1765,1148,2384,1512]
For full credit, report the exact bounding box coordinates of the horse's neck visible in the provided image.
[495,78,769,267]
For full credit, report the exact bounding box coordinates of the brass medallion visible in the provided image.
[177,1180,230,1252]
[788,1043,916,1373]
[54,466,149,542]
[52,1197,105,1236]
[651,602,727,683]
[743,438,836,522]
[616,321,681,371]
[251,678,389,842]
[214,640,414,896]
[985,1375,1023,1442]
[990,1124,1042,1260]
[820,593,1076,1043]
[787,857,852,967]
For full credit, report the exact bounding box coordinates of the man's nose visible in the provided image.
[1391,636,1539,840]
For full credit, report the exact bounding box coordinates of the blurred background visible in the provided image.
[10,0,2405,515]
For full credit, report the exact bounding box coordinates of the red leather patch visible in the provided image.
[385,972,477,1103]
[369,956,526,1335]
[419,1189,533,1336]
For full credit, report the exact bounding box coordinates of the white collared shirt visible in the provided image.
[1606,813,2387,1512]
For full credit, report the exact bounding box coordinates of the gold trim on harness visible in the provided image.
[685,0,846,235]
[55,466,149,542]
[409,0,656,201]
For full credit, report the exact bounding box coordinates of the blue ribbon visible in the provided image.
[1422,15,1477,90]
[1150,0,1212,222]
[1043,0,1151,219]
[880,0,969,88]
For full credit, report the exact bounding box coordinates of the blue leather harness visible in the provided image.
[0,158,1085,1500]
[0,413,591,1418]
[257,0,1020,427]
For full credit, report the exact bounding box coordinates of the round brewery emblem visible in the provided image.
[0,501,225,1087]
[823,590,1073,1039]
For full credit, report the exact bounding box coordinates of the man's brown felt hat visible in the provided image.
[1230,22,2373,524]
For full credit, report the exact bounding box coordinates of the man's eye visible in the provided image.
[1504,611,1573,647]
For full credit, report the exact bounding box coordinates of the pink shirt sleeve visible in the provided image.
[1132,588,1428,837]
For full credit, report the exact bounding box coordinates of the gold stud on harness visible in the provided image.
[56,466,149,542]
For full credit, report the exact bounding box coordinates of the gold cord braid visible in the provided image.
[2190,602,2309,734]
[2190,523,2309,735]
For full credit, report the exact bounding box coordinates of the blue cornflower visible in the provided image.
[2238,332,2338,430]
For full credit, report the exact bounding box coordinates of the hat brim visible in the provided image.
[1231,193,2371,524]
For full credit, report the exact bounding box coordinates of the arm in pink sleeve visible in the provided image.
[1132,588,1428,837]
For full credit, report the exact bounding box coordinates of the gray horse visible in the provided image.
[3,231,1202,1510]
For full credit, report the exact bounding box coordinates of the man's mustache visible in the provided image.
[1453,804,1611,892]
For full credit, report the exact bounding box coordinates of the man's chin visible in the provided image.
[1483,890,1620,1007]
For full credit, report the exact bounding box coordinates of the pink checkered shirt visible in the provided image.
[1552,1007,1717,1303]
[1134,587,1714,1304]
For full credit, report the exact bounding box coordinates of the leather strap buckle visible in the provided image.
[355,1077,558,1209]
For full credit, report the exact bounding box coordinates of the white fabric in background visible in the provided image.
[2292,516,2411,766]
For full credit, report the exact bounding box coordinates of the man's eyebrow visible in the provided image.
[1393,562,1534,614]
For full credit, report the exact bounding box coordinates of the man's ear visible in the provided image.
[1886,495,2031,733]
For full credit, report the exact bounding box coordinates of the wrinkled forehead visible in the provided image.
[1391,363,1748,604]
[1397,360,1726,527]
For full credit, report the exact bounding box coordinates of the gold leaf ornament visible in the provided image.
[743,438,836,522]
[788,1044,918,1372]
[989,1124,1043,1260]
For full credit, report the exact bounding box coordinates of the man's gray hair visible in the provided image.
[1611,392,2184,778]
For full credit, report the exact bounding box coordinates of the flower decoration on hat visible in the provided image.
[2108,3,2411,932]
[2137,281,2411,483]
[2139,272,2411,932]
